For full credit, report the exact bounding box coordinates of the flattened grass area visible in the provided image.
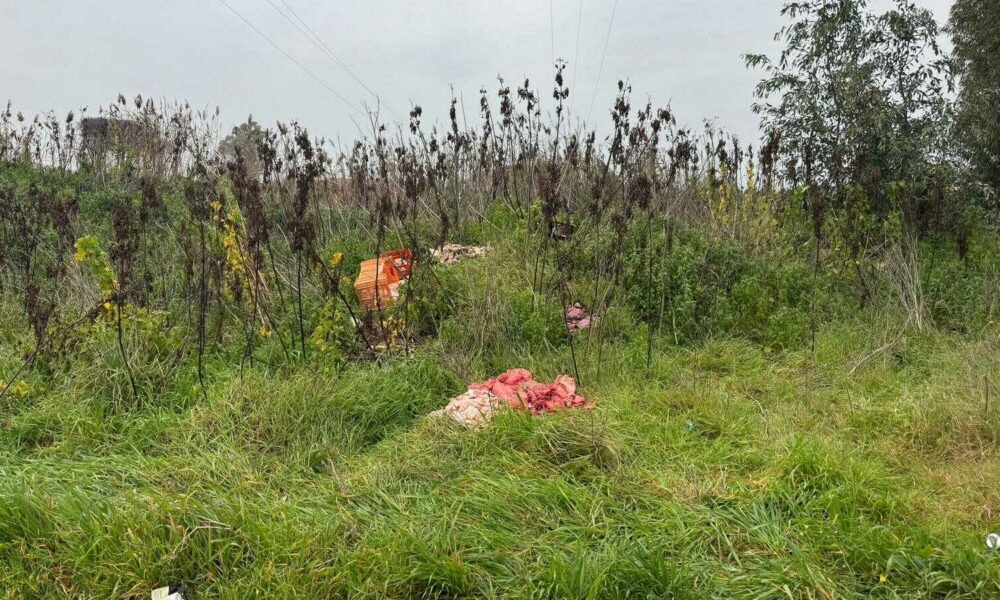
[1,248,999,598]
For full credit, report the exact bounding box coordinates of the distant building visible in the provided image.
[80,117,148,153]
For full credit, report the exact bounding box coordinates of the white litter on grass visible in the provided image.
[987,533,1000,550]
[151,586,184,600]
[389,280,403,301]
[429,243,490,265]
[431,389,503,429]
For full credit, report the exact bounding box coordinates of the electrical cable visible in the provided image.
[587,0,619,125]
[215,0,363,115]
[267,0,403,120]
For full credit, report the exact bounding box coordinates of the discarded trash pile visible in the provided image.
[430,243,490,265]
[434,389,502,428]
[151,585,185,600]
[565,303,592,331]
[354,248,413,311]
[475,368,590,413]
[433,368,590,428]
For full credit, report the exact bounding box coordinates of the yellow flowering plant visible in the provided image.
[74,236,118,299]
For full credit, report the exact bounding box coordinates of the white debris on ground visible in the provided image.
[151,586,184,600]
[430,243,490,265]
[389,280,404,301]
[431,389,503,428]
[987,533,1000,550]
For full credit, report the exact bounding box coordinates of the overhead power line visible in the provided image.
[587,0,619,125]
[267,0,403,120]
[215,0,362,116]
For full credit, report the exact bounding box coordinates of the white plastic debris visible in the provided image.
[429,243,490,265]
[431,389,502,428]
[151,586,184,600]
[987,533,1000,550]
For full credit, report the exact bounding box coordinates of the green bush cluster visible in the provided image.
[622,224,845,349]
[922,231,1000,333]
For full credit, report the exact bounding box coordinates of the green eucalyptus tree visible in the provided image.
[949,0,1000,198]
[746,0,953,213]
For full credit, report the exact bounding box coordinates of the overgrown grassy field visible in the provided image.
[2,215,999,598]
[2,3,1000,588]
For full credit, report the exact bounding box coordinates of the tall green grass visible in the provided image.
[2,209,999,597]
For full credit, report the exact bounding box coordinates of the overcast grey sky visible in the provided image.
[1,0,953,145]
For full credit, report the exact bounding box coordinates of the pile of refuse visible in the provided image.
[565,303,592,331]
[433,368,590,428]
[354,249,413,311]
[430,243,490,265]
[151,585,184,600]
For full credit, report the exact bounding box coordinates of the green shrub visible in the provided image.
[510,290,566,348]
[69,306,190,412]
[922,231,1000,333]
[623,223,837,348]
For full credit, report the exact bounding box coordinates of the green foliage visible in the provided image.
[922,231,1000,332]
[437,286,566,370]
[746,0,953,212]
[510,290,566,347]
[401,264,460,336]
[196,355,462,457]
[70,306,189,411]
[2,322,999,596]
[73,235,116,296]
[3,53,1000,595]
[484,202,527,241]
[307,298,353,365]
[950,0,1000,192]
[623,224,836,348]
